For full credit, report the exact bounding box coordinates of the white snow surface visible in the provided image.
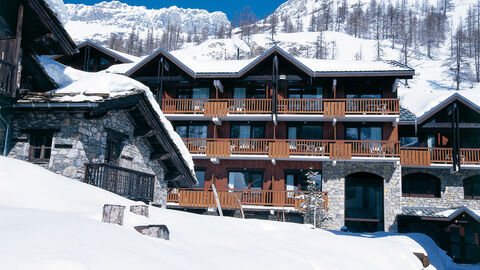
[36,56,195,178]
[44,0,69,25]
[0,156,477,270]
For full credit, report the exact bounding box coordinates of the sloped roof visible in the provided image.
[402,206,480,222]
[399,107,417,122]
[408,93,480,125]
[126,46,415,78]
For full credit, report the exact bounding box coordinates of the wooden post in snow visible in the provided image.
[211,184,223,217]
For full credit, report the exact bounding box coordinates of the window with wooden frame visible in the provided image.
[402,173,441,198]
[464,175,480,200]
[28,131,54,163]
[105,129,128,165]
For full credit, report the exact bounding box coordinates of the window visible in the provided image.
[105,130,127,165]
[28,132,54,163]
[464,175,480,199]
[195,170,205,188]
[228,171,263,189]
[287,124,323,140]
[230,124,265,139]
[285,170,321,191]
[347,94,382,99]
[174,124,208,138]
[400,137,420,147]
[288,87,323,99]
[177,88,209,99]
[345,172,384,233]
[346,125,382,141]
[402,173,441,198]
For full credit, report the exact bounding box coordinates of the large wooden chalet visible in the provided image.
[122,46,480,263]
[0,0,197,207]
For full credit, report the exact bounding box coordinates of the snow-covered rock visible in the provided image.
[64,1,230,42]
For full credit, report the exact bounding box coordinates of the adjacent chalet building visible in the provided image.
[398,94,480,263]
[0,0,197,206]
[52,40,140,72]
[125,46,480,263]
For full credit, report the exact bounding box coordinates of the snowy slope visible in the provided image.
[64,1,230,42]
[0,156,477,270]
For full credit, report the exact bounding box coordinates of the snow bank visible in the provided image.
[1,157,476,270]
[36,56,195,177]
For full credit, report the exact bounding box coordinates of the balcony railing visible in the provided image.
[401,147,480,166]
[161,98,399,116]
[278,98,399,115]
[167,188,328,210]
[162,99,271,115]
[84,163,155,202]
[183,138,400,159]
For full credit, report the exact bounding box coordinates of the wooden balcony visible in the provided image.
[401,147,480,167]
[84,163,155,202]
[162,99,271,115]
[161,98,399,116]
[183,138,400,159]
[277,98,400,115]
[167,188,328,210]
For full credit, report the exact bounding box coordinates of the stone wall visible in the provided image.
[6,110,167,206]
[401,167,480,210]
[322,161,402,232]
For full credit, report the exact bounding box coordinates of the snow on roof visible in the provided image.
[103,63,139,75]
[399,87,480,123]
[77,41,142,63]
[128,46,414,78]
[179,59,255,74]
[36,56,196,179]
[403,206,480,222]
[297,59,412,73]
[44,0,69,25]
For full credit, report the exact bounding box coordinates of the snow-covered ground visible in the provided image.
[0,157,477,270]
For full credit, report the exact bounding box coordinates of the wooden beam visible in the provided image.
[12,3,24,96]
[422,122,480,129]
[165,173,183,183]
[134,128,154,137]
[150,151,170,161]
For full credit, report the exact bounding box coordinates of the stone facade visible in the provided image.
[6,110,168,206]
[322,161,480,233]
[401,167,480,210]
[322,161,402,232]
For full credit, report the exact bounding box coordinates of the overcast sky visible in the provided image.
[64,0,287,20]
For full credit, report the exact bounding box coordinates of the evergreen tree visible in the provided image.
[300,170,330,229]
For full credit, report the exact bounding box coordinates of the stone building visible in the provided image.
[0,0,197,207]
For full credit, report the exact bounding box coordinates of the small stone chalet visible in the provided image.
[0,0,197,206]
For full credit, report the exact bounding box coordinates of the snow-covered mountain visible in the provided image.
[64,1,230,41]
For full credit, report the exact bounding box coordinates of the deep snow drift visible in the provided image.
[0,157,476,270]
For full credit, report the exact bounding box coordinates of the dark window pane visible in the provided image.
[189,125,208,138]
[228,172,247,189]
[248,173,263,189]
[175,126,188,138]
[360,127,382,141]
[302,125,322,140]
[252,126,265,139]
[402,173,440,197]
[346,127,359,140]
[195,171,205,188]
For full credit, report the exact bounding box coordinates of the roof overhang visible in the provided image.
[126,46,415,80]
[416,93,480,125]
